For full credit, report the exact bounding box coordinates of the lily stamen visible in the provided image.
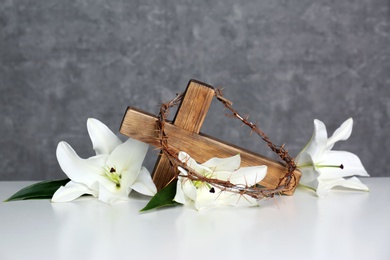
[104,166,122,188]
[316,164,344,169]
[298,163,344,170]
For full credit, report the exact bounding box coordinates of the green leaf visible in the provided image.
[140,180,180,212]
[4,179,70,202]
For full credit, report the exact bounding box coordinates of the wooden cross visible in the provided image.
[120,80,301,195]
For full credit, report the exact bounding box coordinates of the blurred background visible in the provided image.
[1,0,389,180]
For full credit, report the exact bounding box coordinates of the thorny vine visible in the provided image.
[156,88,297,201]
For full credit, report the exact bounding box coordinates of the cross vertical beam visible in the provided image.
[152,80,215,190]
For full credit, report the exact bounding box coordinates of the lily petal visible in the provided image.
[106,138,148,174]
[194,186,220,210]
[177,166,188,177]
[220,192,258,207]
[216,166,267,186]
[176,167,198,203]
[174,176,197,205]
[131,166,157,196]
[51,181,97,202]
[174,177,187,205]
[98,182,128,204]
[298,167,320,190]
[202,154,241,172]
[316,176,369,197]
[56,141,108,189]
[296,151,314,169]
[87,118,122,155]
[178,152,212,175]
[317,150,369,180]
[299,119,328,161]
[326,118,353,150]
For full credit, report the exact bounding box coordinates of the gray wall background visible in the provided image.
[1,0,389,180]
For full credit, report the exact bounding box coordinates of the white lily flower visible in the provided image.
[52,118,156,204]
[174,151,267,210]
[296,118,369,197]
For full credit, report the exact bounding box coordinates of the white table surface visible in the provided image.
[0,178,389,260]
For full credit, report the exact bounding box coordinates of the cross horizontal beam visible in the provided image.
[120,107,300,195]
